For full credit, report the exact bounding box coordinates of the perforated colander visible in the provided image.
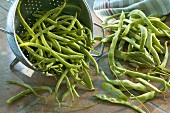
[4,0,93,72]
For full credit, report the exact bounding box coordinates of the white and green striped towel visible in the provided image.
[93,0,170,21]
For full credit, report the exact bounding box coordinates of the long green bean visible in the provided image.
[19,42,81,69]
[95,94,145,113]
[6,86,52,104]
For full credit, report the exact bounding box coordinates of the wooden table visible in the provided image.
[0,0,170,112]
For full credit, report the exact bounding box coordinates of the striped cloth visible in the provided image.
[93,0,170,21]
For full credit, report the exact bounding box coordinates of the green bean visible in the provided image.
[102,82,128,101]
[16,34,54,63]
[100,69,149,92]
[81,59,90,69]
[148,14,161,18]
[6,80,42,97]
[19,42,81,69]
[127,38,136,52]
[152,33,164,49]
[138,24,147,51]
[109,11,125,65]
[71,83,80,98]
[112,64,170,88]
[36,38,44,57]
[67,13,77,31]
[122,37,140,49]
[47,32,80,50]
[6,86,52,104]
[122,19,143,36]
[102,12,129,25]
[50,3,66,20]
[54,28,85,35]
[44,62,55,71]
[95,94,145,113]
[64,34,87,46]
[136,78,161,93]
[146,30,161,65]
[64,76,74,102]
[51,64,63,69]
[101,33,116,43]
[160,41,169,68]
[118,39,126,51]
[153,44,164,54]
[161,16,167,22]
[85,27,93,47]
[69,69,89,89]
[17,1,36,40]
[110,19,132,25]
[25,47,57,63]
[128,30,141,41]
[60,46,83,55]
[64,37,85,44]
[150,19,170,32]
[130,91,156,101]
[47,37,61,53]
[82,68,95,90]
[55,15,74,22]
[128,9,163,36]
[31,2,66,30]
[162,29,170,38]
[61,83,78,101]
[104,24,119,29]
[55,68,69,107]
[32,13,57,25]
[80,46,99,75]
[38,25,51,48]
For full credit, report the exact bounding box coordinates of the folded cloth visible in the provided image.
[93,0,170,21]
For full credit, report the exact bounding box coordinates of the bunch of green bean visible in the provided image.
[95,9,170,112]
[15,1,98,105]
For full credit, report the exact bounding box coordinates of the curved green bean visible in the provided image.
[95,94,145,113]
[6,86,52,104]
[102,82,128,101]
[19,42,81,69]
[130,91,156,102]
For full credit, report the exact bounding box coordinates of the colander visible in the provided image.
[3,0,94,73]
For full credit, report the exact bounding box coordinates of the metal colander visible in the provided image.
[5,0,93,72]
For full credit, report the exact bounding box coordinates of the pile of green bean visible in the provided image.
[15,1,98,104]
[95,9,170,112]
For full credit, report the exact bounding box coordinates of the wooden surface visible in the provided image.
[0,0,170,113]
